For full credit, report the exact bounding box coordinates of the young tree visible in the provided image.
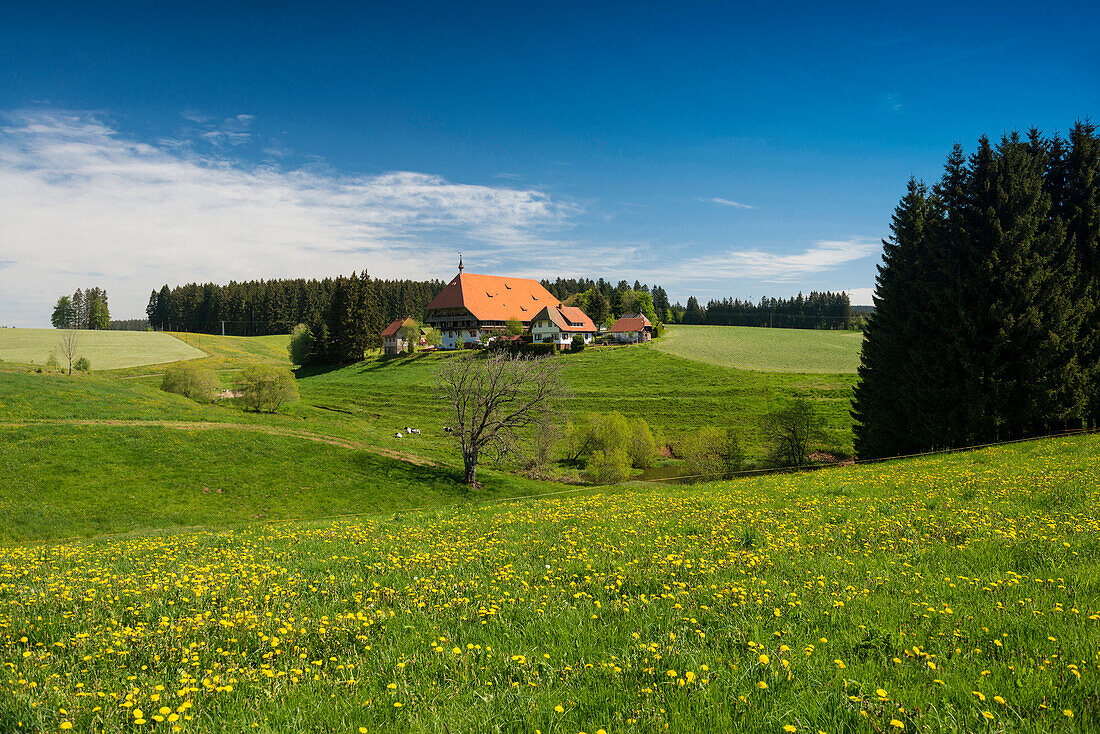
[505,317,524,336]
[73,356,91,373]
[762,398,826,467]
[288,323,314,366]
[59,330,79,375]
[234,365,299,412]
[437,352,564,486]
[51,296,75,329]
[399,319,422,352]
[161,364,219,402]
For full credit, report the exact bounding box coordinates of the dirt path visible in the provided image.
[0,419,435,466]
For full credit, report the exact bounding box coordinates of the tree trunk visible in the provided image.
[463,451,478,486]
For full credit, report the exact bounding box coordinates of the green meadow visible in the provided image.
[655,324,864,373]
[0,328,204,370]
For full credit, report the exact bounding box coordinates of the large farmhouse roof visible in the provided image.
[533,305,597,333]
[609,313,653,333]
[425,272,561,321]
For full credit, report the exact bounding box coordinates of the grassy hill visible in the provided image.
[655,324,864,373]
[0,328,204,369]
[0,433,1095,732]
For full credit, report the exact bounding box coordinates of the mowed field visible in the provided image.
[0,328,204,369]
[0,434,1096,733]
[655,324,864,373]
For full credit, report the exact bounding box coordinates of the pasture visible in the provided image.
[655,324,864,373]
[0,433,1096,732]
[0,328,204,370]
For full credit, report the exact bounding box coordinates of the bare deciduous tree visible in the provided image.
[437,352,564,486]
[59,330,79,375]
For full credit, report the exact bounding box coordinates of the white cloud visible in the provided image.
[700,197,755,209]
[670,238,879,283]
[0,110,582,325]
[844,287,876,306]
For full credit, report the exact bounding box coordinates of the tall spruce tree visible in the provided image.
[851,178,932,458]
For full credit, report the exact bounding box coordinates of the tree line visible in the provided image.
[683,291,855,329]
[51,288,111,330]
[145,277,444,336]
[852,123,1100,459]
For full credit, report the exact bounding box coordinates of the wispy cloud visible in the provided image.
[0,110,582,325]
[672,238,879,282]
[700,197,755,210]
[881,93,903,112]
[844,287,876,306]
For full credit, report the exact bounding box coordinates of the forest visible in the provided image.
[852,122,1100,458]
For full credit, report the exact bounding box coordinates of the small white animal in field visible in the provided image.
[409,428,421,434]
[395,432,403,439]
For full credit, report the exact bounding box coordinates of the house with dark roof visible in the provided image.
[424,258,562,349]
[609,312,654,343]
[382,317,417,355]
[529,305,597,349]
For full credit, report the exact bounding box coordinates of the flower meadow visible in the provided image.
[1,435,1097,733]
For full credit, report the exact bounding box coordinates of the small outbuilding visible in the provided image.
[382,317,417,355]
[609,313,654,343]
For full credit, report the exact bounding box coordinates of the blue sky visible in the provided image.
[1,0,1097,325]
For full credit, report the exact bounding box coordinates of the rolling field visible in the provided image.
[0,434,1096,733]
[655,325,864,373]
[0,328,204,370]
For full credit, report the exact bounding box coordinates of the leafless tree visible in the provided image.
[437,352,564,486]
[59,330,79,375]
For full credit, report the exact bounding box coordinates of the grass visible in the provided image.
[0,423,550,542]
[0,328,204,370]
[654,324,864,373]
[0,433,1096,732]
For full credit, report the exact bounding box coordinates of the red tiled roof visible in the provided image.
[534,305,596,333]
[425,273,561,322]
[609,314,652,333]
[381,317,412,337]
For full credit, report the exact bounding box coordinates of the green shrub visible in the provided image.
[73,356,91,373]
[288,323,313,366]
[161,364,219,403]
[45,352,59,371]
[627,417,658,468]
[583,447,631,484]
[570,335,586,352]
[234,365,299,412]
[681,426,745,479]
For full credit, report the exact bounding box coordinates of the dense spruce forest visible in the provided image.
[145,277,444,336]
[853,123,1100,458]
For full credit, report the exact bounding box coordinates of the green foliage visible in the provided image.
[160,364,219,403]
[505,317,524,336]
[570,334,585,352]
[854,125,1100,457]
[73,356,91,373]
[582,447,631,484]
[627,417,657,468]
[680,426,745,479]
[51,296,75,329]
[287,323,314,366]
[45,352,58,371]
[762,398,826,467]
[234,365,299,412]
[423,327,442,349]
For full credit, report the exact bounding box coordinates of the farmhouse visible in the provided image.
[424,260,563,349]
[529,305,597,348]
[609,312,654,343]
[382,317,417,355]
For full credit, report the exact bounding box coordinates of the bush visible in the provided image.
[73,356,91,373]
[627,417,658,468]
[583,447,631,484]
[288,323,313,366]
[45,352,59,371]
[161,364,219,403]
[234,365,299,412]
[681,427,745,480]
[762,398,825,466]
[570,335,586,353]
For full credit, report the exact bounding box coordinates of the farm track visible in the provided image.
[0,418,435,466]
